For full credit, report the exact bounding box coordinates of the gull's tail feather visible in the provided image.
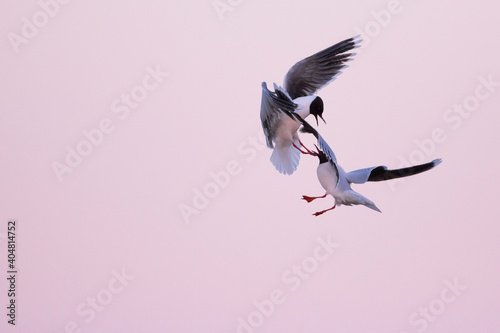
[363,200,382,213]
[270,142,300,175]
[344,190,382,213]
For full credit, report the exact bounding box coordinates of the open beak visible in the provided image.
[314,114,326,126]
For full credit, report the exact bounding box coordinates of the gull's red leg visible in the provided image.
[302,194,327,203]
[293,143,316,155]
[313,204,336,216]
[298,140,315,155]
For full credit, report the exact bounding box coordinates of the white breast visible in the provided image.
[293,95,316,118]
[317,163,338,194]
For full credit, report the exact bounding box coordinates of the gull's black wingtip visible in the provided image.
[432,158,443,167]
[367,158,442,182]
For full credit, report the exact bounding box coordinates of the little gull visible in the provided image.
[260,35,361,175]
[299,121,442,215]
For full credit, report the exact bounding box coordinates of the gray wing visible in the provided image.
[299,120,340,185]
[346,159,442,184]
[260,82,298,148]
[283,35,361,100]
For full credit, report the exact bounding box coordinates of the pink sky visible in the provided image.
[1,0,500,332]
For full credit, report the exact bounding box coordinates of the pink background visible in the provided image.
[1,0,500,332]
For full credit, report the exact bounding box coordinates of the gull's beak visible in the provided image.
[314,144,322,156]
[320,115,326,125]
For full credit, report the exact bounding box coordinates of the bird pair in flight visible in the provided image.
[260,35,441,215]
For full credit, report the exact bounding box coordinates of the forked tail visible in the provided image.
[344,190,382,213]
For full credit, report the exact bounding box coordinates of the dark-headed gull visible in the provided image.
[299,121,442,215]
[260,36,361,175]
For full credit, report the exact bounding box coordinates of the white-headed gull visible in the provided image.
[299,121,442,215]
[260,35,361,175]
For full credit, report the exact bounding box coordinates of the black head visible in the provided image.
[310,96,325,125]
[313,145,328,164]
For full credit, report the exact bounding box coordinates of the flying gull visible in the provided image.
[260,35,361,175]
